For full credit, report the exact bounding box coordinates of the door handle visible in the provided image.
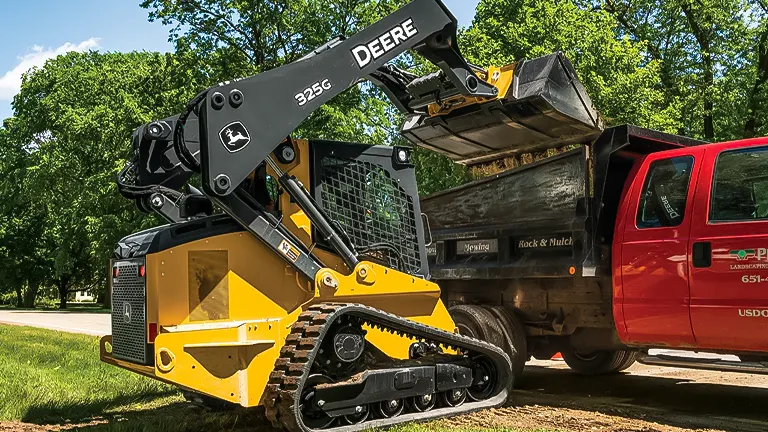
[692,241,712,268]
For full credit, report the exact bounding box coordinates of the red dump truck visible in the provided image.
[419,125,768,381]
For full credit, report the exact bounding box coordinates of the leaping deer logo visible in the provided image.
[123,302,132,323]
[218,121,251,152]
[225,128,248,146]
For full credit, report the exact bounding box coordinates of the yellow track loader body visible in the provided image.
[102,1,601,430]
[101,140,456,408]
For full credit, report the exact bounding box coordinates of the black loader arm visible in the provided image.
[117,114,213,223]
[120,0,494,279]
[197,0,493,197]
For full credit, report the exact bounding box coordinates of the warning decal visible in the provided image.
[278,240,301,262]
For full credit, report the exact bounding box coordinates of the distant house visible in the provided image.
[74,290,95,302]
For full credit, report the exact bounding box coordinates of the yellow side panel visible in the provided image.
[152,312,297,406]
[147,231,313,326]
[314,262,457,360]
[363,300,455,359]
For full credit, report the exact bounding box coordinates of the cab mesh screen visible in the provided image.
[319,156,421,275]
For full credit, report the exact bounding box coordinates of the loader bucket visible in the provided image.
[401,52,603,165]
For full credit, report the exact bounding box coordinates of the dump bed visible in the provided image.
[422,125,705,280]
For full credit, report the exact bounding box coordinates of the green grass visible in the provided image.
[0,325,178,423]
[0,325,556,431]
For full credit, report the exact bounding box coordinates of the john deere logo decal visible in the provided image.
[123,302,132,324]
[730,249,756,261]
[219,121,251,153]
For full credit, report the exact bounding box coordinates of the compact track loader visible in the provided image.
[102,0,601,430]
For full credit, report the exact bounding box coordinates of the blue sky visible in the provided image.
[0,0,480,122]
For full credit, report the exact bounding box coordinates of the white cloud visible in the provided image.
[0,38,101,101]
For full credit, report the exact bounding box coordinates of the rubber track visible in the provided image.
[263,303,512,432]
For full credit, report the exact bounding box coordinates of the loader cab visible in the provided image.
[614,137,768,352]
[308,140,429,277]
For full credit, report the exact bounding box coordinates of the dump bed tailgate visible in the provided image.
[422,148,594,279]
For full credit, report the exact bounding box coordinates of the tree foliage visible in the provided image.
[464,0,684,133]
[0,51,201,307]
[2,0,768,306]
[140,0,410,144]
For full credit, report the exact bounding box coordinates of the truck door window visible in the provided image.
[636,156,694,229]
[710,146,768,222]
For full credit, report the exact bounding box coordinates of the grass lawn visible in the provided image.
[0,325,554,432]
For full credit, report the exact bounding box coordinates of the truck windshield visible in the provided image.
[711,146,768,222]
[637,156,694,229]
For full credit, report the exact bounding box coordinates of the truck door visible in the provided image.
[688,141,768,351]
[618,151,700,346]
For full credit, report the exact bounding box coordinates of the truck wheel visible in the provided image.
[613,351,639,372]
[448,305,516,386]
[449,304,505,348]
[560,347,637,376]
[486,306,527,384]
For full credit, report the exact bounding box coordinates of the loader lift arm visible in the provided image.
[161,0,497,278]
[187,0,493,197]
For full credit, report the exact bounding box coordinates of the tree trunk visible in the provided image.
[23,279,39,308]
[57,278,70,310]
[14,286,22,308]
[703,63,715,140]
[59,288,68,309]
[745,28,768,138]
[681,2,715,141]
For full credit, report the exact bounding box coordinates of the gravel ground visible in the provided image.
[458,359,768,432]
[4,359,768,432]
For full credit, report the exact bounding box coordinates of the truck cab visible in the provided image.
[615,137,768,353]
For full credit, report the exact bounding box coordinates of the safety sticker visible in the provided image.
[278,240,300,262]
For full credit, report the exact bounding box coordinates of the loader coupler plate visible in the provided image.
[402,52,602,165]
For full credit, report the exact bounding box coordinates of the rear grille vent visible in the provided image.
[319,156,421,275]
[111,259,150,364]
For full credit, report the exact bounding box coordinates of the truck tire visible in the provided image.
[486,306,527,384]
[449,304,506,348]
[448,304,517,387]
[613,350,639,372]
[560,347,637,376]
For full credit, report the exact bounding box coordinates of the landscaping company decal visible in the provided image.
[518,235,574,250]
[730,249,757,261]
[729,248,768,270]
[456,239,498,255]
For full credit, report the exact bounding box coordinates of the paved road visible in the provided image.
[0,310,109,336]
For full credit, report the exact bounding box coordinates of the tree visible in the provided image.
[0,122,53,308]
[463,0,683,134]
[9,51,200,308]
[592,0,766,140]
[141,0,411,144]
